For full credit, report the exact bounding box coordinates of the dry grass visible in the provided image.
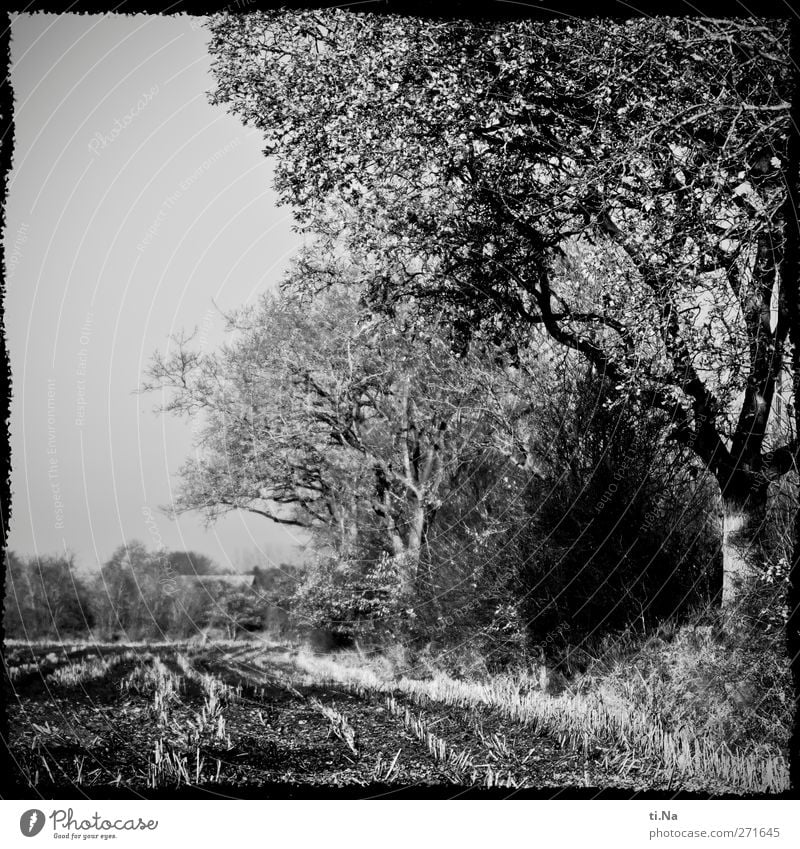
[371,749,402,782]
[7,661,41,680]
[383,694,476,780]
[148,739,191,787]
[293,646,789,793]
[309,698,359,757]
[9,625,787,793]
[48,651,134,687]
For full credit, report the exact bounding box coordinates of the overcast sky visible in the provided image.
[5,14,308,572]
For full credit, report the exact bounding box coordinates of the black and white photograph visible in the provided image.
[1,2,798,811]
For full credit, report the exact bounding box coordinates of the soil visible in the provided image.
[4,640,673,795]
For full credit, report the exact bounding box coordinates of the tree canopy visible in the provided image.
[146,285,529,582]
[208,12,795,603]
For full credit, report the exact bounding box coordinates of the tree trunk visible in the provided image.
[336,507,358,558]
[721,504,757,606]
[395,503,426,593]
[406,503,426,564]
[388,525,405,558]
[720,478,768,608]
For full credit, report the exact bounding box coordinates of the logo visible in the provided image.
[20,810,46,837]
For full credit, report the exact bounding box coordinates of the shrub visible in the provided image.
[291,552,415,643]
[573,599,791,753]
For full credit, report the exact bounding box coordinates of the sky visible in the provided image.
[5,14,308,572]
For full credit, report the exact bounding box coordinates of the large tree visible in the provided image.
[208,12,794,605]
[146,285,498,586]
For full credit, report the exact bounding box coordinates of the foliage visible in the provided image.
[208,12,795,605]
[146,292,725,652]
[513,369,721,642]
[147,281,723,650]
[402,358,721,655]
[4,542,244,641]
[4,551,94,638]
[165,550,225,576]
[202,587,266,639]
[575,602,792,753]
[146,285,506,575]
[291,551,414,641]
[209,12,791,461]
[251,563,301,607]
[111,13,799,665]
[94,541,188,639]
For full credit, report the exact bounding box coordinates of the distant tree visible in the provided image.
[163,579,212,639]
[95,541,173,639]
[165,550,225,576]
[203,587,265,638]
[252,563,301,606]
[208,12,794,607]
[4,551,93,638]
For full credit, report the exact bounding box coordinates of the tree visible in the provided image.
[146,285,498,588]
[409,350,720,655]
[208,12,794,606]
[252,563,300,605]
[4,551,94,638]
[146,289,367,543]
[95,541,174,639]
[165,550,225,576]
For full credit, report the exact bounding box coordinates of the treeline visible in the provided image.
[144,12,798,667]
[142,11,797,670]
[147,287,745,663]
[3,542,297,641]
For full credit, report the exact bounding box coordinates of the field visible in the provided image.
[3,639,789,795]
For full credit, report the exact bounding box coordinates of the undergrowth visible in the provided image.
[293,591,791,793]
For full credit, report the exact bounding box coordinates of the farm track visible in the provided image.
[192,650,461,786]
[182,645,631,789]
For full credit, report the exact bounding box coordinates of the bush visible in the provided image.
[571,596,791,752]
[291,552,416,644]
